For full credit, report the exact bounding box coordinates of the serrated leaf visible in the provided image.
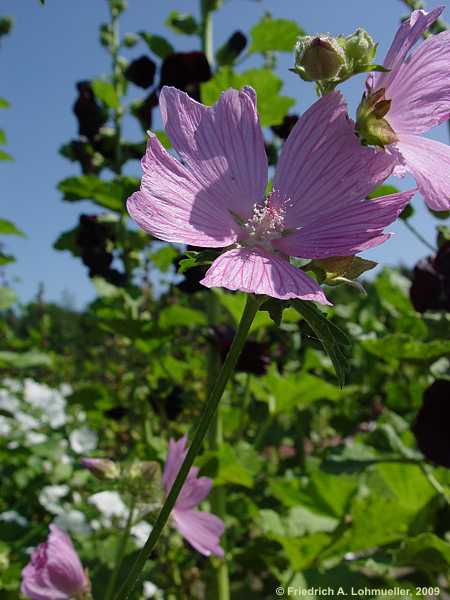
[165,11,198,35]
[249,16,304,53]
[139,33,174,58]
[201,67,294,126]
[0,219,25,237]
[292,300,352,387]
[92,80,120,110]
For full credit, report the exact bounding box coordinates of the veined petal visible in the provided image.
[386,31,450,134]
[159,86,268,219]
[273,92,394,229]
[172,509,224,557]
[273,190,416,259]
[373,6,444,91]
[201,247,331,304]
[127,134,238,247]
[163,436,188,494]
[396,134,450,211]
[176,475,212,511]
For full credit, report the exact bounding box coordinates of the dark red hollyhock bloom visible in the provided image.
[410,242,450,312]
[160,51,211,101]
[216,31,247,65]
[73,81,107,140]
[271,115,299,140]
[125,55,156,89]
[211,325,270,376]
[76,215,127,286]
[131,91,159,132]
[412,380,450,468]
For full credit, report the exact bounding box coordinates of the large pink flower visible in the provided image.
[163,436,224,557]
[364,6,450,211]
[21,525,88,600]
[128,86,414,302]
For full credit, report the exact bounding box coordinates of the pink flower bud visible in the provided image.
[21,525,89,600]
[80,457,120,480]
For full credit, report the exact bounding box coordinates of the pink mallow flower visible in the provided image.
[128,86,414,302]
[21,524,89,600]
[361,6,450,211]
[163,436,224,557]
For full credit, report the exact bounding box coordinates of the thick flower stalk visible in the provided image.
[21,524,90,600]
[163,436,224,556]
[128,86,415,303]
[356,6,450,211]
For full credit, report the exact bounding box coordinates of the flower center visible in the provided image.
[243,195,286,243]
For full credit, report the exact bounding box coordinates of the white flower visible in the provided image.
[0,511,28,526]
[131,521,152,548]
[88,491,128,524]
[69,428,98,454]
[25,432,47,445]
[0,417,12,436]
[39,484,70,514]
[54,510,90,535]
[24,379,67,428]
[143,581,162,598]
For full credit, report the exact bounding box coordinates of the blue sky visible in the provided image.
[1,0,448,307]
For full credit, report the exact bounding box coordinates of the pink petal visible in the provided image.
[163,436,188,494]
[173,509,225,557]
[127,134,238,247]
[176,475,213,511]
[200,247,331,304]
[272,92,395,229]
[395,134,450,211]
[273,189,416,259]
[386,31,450,134]
[159,86,268,219]
[373,7,444,92]
[46,526,87,596]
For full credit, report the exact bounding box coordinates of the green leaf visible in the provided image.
[0,130,6,145]
[0,149,13,161]
[249,16,304,53]
[0,351,52,369]
[53,227,81,257]
[158,305,206,329]
[149,246,178,272]
[154,130,172,149]
[354,63,390,74]
[92,79,120,110]
[201,67,295,126]
[165,11,198,35]
[178,250,218,273]
[0,287,17,310]
[394,533,450,575]
[0,219,25,237]
[292,300,352,387]
[139,33,174,58]
[215,289,273,333]
[362,334,450,361]
[0,98,10,109]
[367,184,400,199]
[58,175,137,212]
[213,441,263,488]
[0,252,15,266]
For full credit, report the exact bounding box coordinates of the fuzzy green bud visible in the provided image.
[356,88,398,148]
[80,458,120,480]
[294,35,346,82]
[343,28,377,68]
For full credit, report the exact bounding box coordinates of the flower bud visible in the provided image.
[294,35,346,81]
[342,28,376,68]
[356,88,398,148]
[80,458,120,480]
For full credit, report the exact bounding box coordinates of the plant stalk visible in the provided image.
[105,500,136,600]
[114,294,263,600]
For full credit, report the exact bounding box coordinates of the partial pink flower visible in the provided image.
[365,7,450,211]
[128,86,414,302]
[21,524,89,600]
[163,436,224,557]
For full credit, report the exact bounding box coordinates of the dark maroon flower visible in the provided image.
[73,81,107,140]
[413,380,450,468]
[216,31,247,65]
[160,51,211,101]
[271,115,299,140]
[410,242,450,312]
[211,325,270,376]
[125,55,156,89]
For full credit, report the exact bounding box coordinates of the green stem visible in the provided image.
[105,500,136,600]
[200,0,214,67]
[206,294,230,600]
[403,220,436,253]
[114,294,263,600]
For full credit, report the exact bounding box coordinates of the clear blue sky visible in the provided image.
[1,0,448,307]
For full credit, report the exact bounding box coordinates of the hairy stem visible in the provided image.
[114,294,263,600]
